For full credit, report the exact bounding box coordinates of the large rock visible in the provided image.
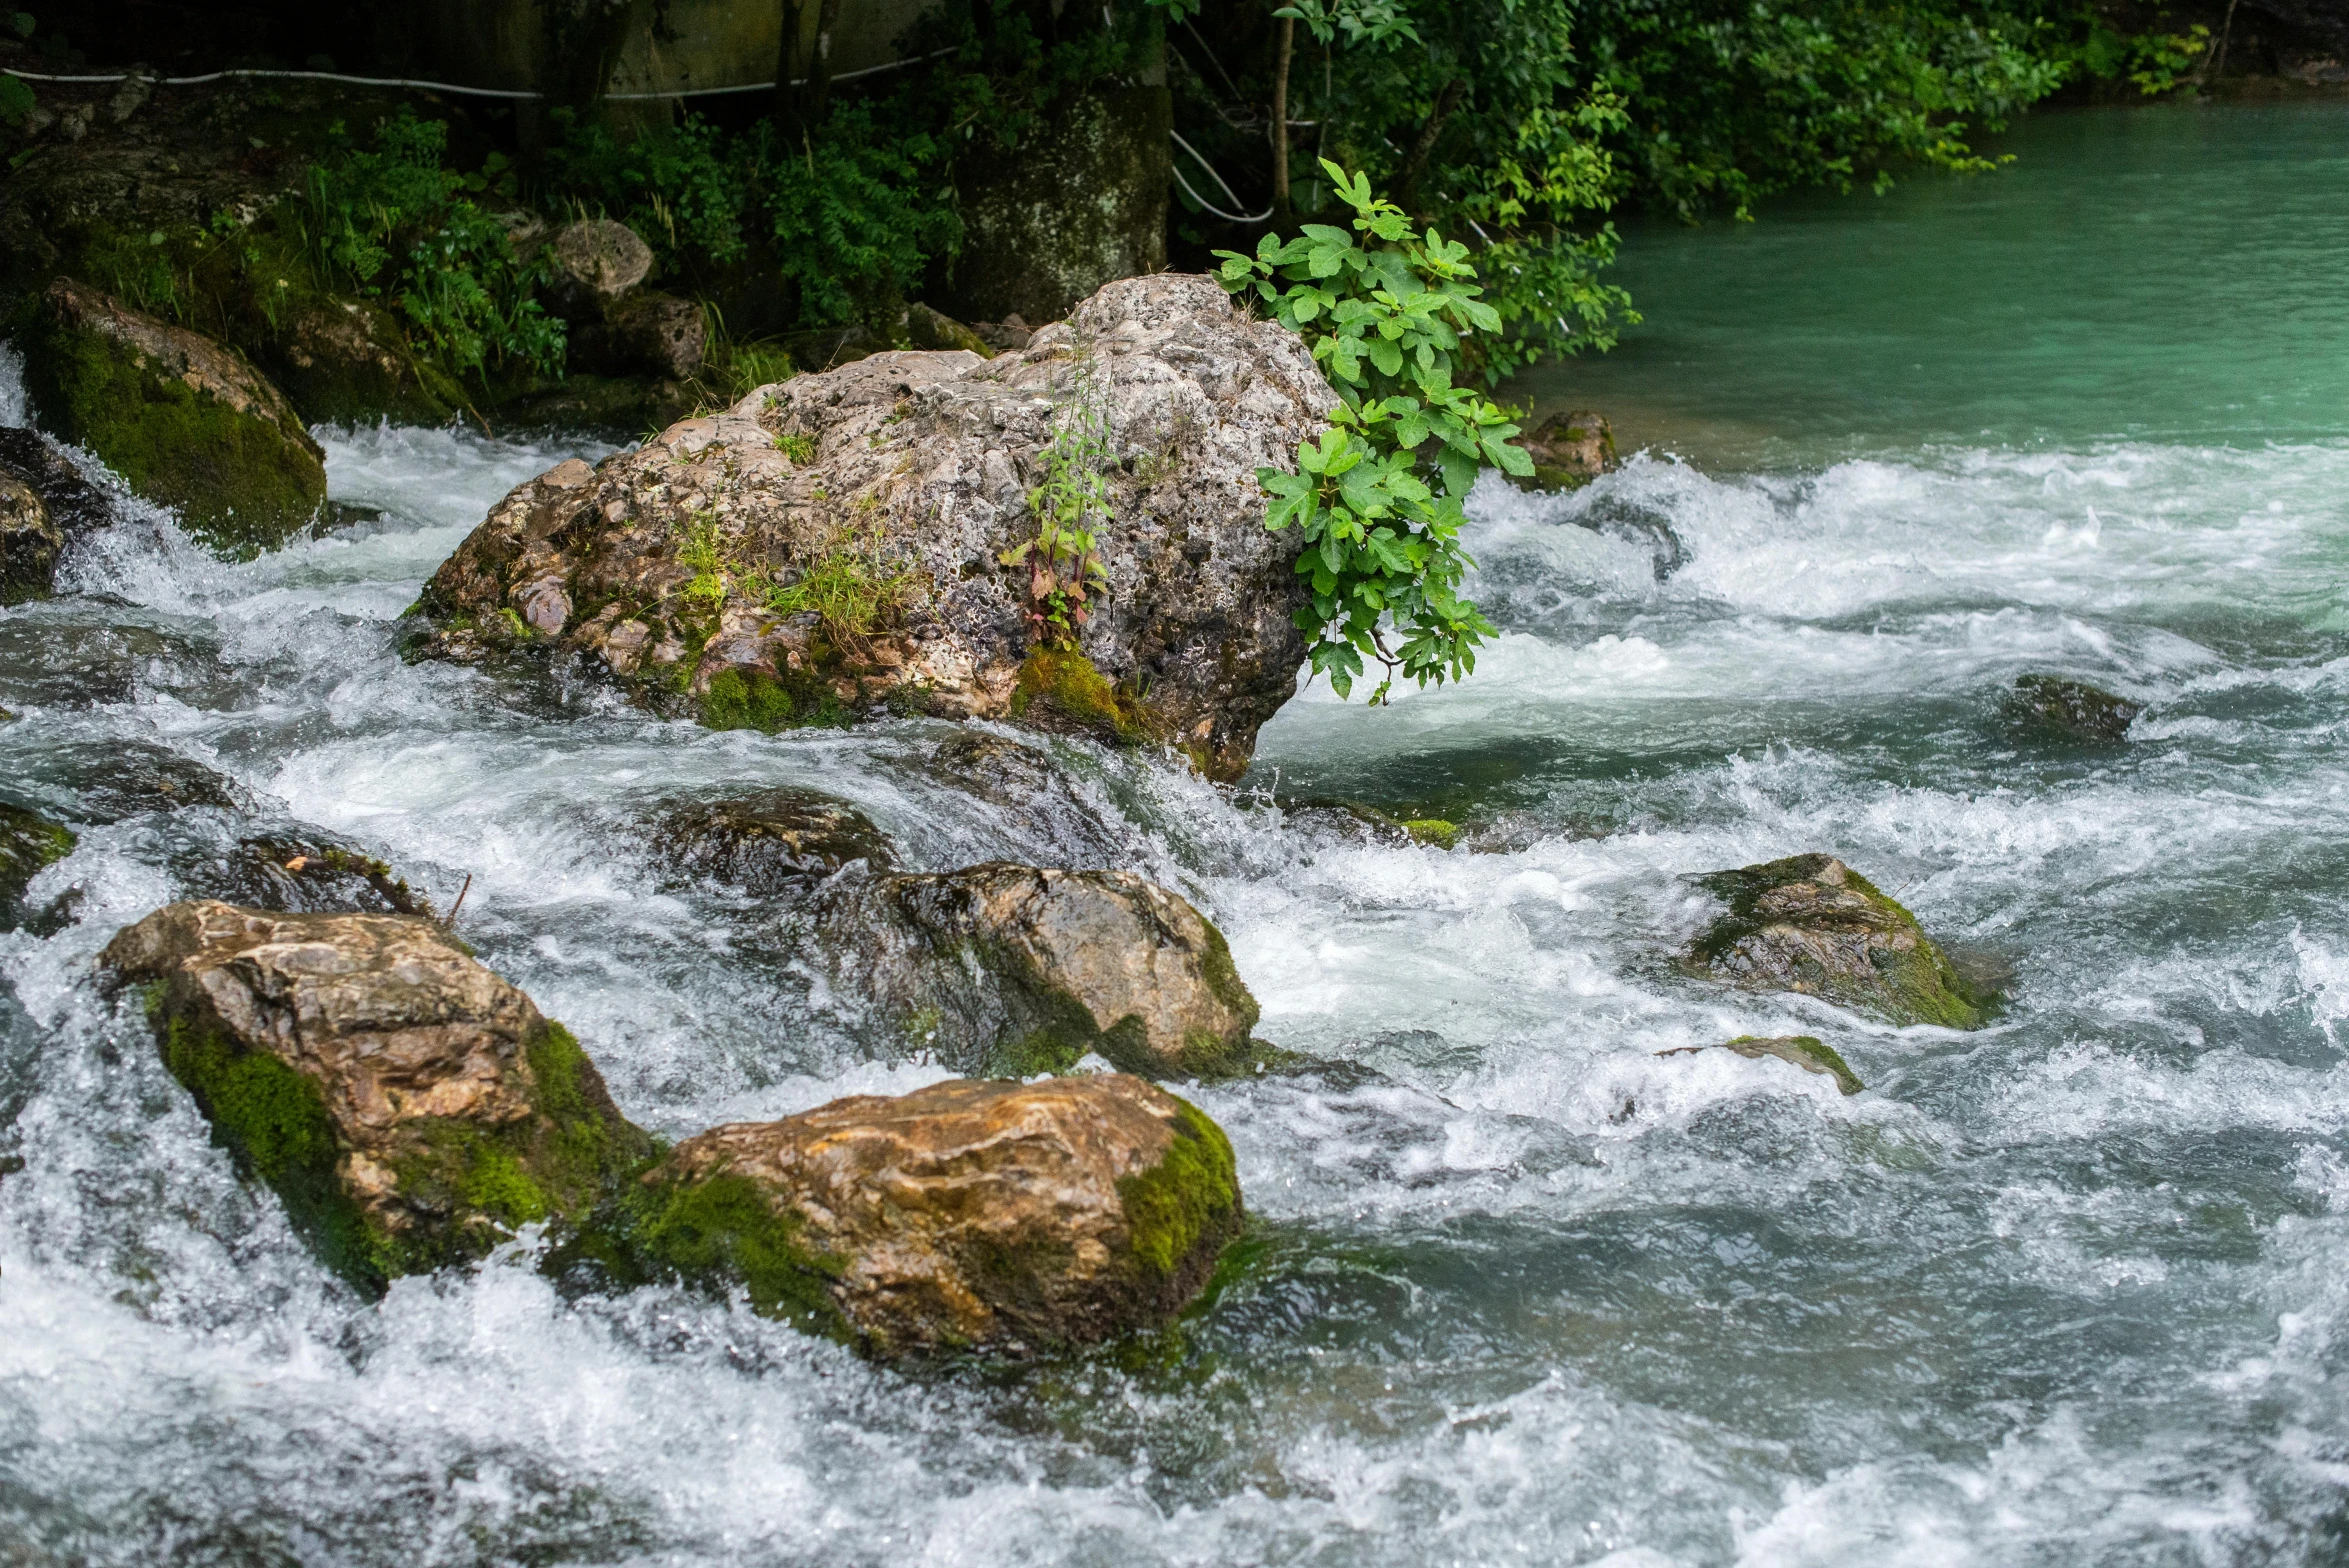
[1683,854,1991,1029]
[811,863,1261,1079]
[623,1073,1241,1355]
[570,289,704,381]
[99,900,653,1291]
[407,272,1338,779]
[0,426,111,600]
[21,280,327,554]
[1512,409,1617,491]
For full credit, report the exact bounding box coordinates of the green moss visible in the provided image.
[633,1170,851,1337]
[1117,1096,1241,1285]
[1009,648,1148,745]
[701,667,797,732]
[1724,1034,1866,1097]
[1402,818,1460,850]
[159,1009,382,1289]
[21,315,325,557]
[0,803,75,923]
[496,606,532,640]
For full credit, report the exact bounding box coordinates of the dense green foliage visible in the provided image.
[306,111,564,379]
[1218,164,1529,701]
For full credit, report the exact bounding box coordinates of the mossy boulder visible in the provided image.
[406,273,1338,778]
[20,280,326,555]
[98,900,653,1292]
[618,1073,1242,1356]
[0,803,76,929]
[0,468,59,604]
[2004,674,2142,744]
[263,295,460,427]
[812,863,1262,1079]
[1659,1034,1865,1095]
[1683,854,1992,1030]
[189,835,433,918]
[646,789,894,897]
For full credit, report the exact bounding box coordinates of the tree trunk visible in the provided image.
[1395,76,1464,215]
[1270,16,1295,216]
[773,0,843,136]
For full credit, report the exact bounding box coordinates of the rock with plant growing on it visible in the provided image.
[98,900,655,1294]
[403,272,1337,780]
[603,1073,1243,1357]
[0,803,76,930]
[19,279,327,555]
[1682,854,1993,1030]
[644,789,895,897]
[807,863,1263,1081]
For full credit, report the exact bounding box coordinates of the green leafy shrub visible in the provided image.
[2126,23,2212,96]
[1003,358,1114,648]
[760,521,918,651]
[306,111,563,381]
[1216,162,1528,702]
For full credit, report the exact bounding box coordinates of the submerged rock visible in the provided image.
[1512,409,1617,491]
[0,425,115,601]
[0,803,75,929]
[1683,854,1991,1029]
[812,863,1261,1079]
[100,901,653,1291]
[408,272,1337,779]
[2004,674,2142,744]
[20,280,326,554]
[647,789,894,897]
[1659,1034,1865,1095]
[621,1073,1241,1355]
[913,730,1143,869]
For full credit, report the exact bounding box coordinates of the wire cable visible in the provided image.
[1168,129,1271,224]
[0,50,955,102]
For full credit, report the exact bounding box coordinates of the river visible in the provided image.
[3,101,2347,1565]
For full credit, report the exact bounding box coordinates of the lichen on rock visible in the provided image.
[404,272,1338,778]
[99,900,653,1291]
[1683,854,1992,1029]
[619,1073,1243,1356]
[20,279,326,554]
[809,862,1262,1080]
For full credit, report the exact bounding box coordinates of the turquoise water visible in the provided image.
[3,100,2349,1566]
[1523,101,2349,467]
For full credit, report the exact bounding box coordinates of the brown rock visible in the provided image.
[571,289,705,380]
[647,789,894,896]
[1514,409,1616,491]
[409,272,1338,778]
[266,295,455,426]
[0,470,58,604]
[811,862,1261,1079]
[631,1073,1242,1355]
[100,900,652,1290]
[541,219,654,323]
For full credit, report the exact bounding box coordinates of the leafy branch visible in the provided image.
[1216,160,1531,703]
[1003,356,1114,649]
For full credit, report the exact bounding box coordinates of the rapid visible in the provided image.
[4,101,2349,1565]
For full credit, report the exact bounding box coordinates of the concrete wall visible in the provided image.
[415,0,937,97]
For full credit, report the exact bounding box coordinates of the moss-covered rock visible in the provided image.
[0,803,75,929]
[812,863,1262,1079]
[189,835,434,918]
[1659,1034,1865,1095]
[1401,818,1460,850]
[1510,409,1617,492]
[1009,647,1151,746]
[99,900,653,1292]
[618,1073,1242,1356]
[1683,854,1992,1030]
[21,280,326,555]
[2004,674,2142,744]
[263,295,460,428]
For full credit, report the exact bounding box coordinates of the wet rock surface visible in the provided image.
[1659,1034,1866,1095]
[646,789,894,897]
[0,425,112,601]
[1683,854,1991,1029]
[20,280,326,554]
[1514,409,1617,491]
[2004,673,2142,743]
[909,731,1144,869]
[408,273,1338,778]
[264,295,458,427]
[0,803,75,930]
[621,1073,1242,1356]
[811,863,1261,1079]
[189,836,435,918]
[99,900,652,1291]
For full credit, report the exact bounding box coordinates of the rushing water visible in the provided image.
[5,101,2349,1566]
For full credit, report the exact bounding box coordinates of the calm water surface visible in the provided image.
[4,101,2348,1566]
